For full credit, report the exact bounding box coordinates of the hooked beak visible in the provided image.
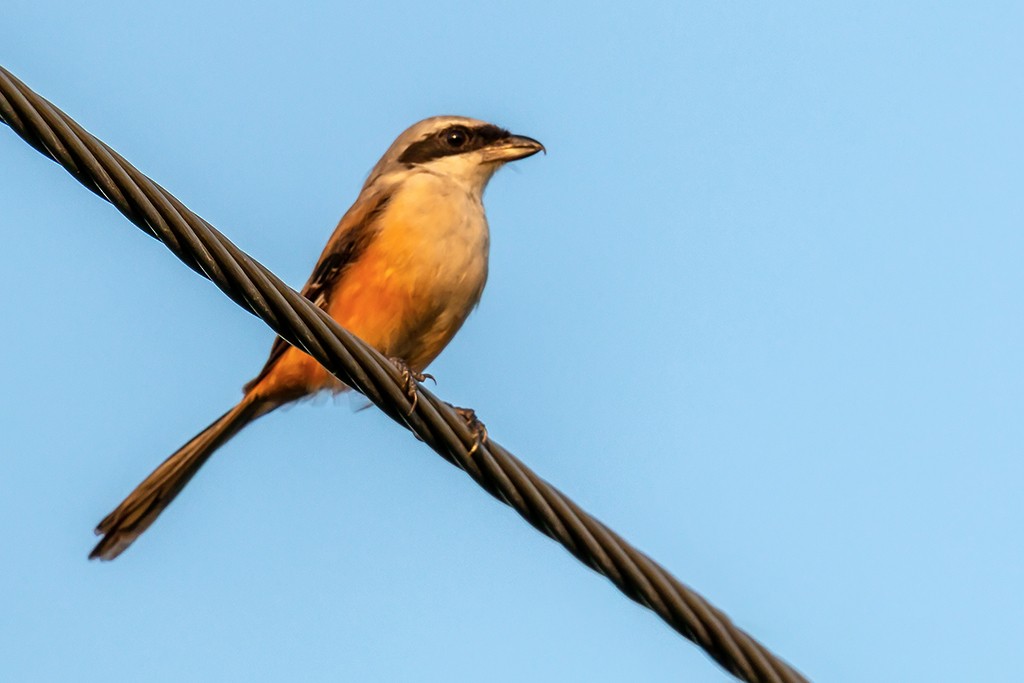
[482,134,546,163]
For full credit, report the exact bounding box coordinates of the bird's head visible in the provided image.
[365,116,544,193]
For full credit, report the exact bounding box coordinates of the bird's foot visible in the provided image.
[450,405,489,457]
[389,357,434,415]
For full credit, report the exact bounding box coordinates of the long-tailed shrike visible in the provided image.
[90,116,544,560]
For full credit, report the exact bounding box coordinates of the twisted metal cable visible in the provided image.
[0,65,809,683]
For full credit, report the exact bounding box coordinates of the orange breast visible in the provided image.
[250,176,487,402]
[326,237,422,356]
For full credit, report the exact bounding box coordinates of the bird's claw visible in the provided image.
[451,405,488,457]
[390,357,434,416]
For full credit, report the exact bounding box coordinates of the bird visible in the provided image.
[89,116,544,560]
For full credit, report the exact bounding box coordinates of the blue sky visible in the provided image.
[1,2,1021,681]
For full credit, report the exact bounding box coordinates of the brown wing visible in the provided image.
[242,188,393,393]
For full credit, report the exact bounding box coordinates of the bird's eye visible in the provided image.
[444,126,470,148]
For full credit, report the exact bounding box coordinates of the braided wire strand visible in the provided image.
[0,65,809,683]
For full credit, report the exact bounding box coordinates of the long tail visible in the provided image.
[90,395,274,561]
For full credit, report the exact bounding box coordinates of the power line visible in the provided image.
[0,65,809,683]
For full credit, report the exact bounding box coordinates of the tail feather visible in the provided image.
[90,396,272,561]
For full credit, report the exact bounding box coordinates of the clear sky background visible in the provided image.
[1,2,1021,681]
